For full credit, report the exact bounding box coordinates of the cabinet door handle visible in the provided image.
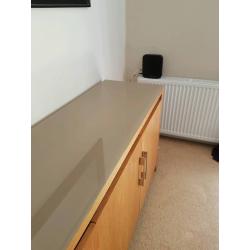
[142,151,148,179]
[138,157,145,186]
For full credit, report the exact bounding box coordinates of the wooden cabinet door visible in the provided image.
[76,139,142,250]
[139,99,162,209]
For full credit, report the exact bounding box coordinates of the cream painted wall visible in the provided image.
[32,0,125,125]
[126,0,219,81]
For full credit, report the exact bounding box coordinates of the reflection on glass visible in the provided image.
[32,138,104,249]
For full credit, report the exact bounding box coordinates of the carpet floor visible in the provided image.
[129,137,219,250]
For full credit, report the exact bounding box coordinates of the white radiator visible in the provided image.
[138,76,219,143]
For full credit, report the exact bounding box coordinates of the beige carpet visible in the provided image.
[129,137,219,250]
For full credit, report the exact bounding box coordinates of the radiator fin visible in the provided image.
[138,77,219,143]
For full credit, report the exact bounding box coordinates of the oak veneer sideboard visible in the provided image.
[31,81,163,250]
[74,95,162,250]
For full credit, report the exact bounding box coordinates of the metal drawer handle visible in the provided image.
[142,151,148,179]
[138,157,145,186]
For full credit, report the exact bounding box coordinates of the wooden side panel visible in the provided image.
[74,223,98,250]
[76,139,142,250]
[140,99,162,209]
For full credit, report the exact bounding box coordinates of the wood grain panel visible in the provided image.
[76,139,142,250]
[140,99,162,209]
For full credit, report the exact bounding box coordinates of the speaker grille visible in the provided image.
[142,54,163,79]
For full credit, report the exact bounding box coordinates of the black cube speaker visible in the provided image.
[142,54,163,79]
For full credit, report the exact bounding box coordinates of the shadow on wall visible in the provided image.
[125,0,219,81]
[32,0,126,125]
